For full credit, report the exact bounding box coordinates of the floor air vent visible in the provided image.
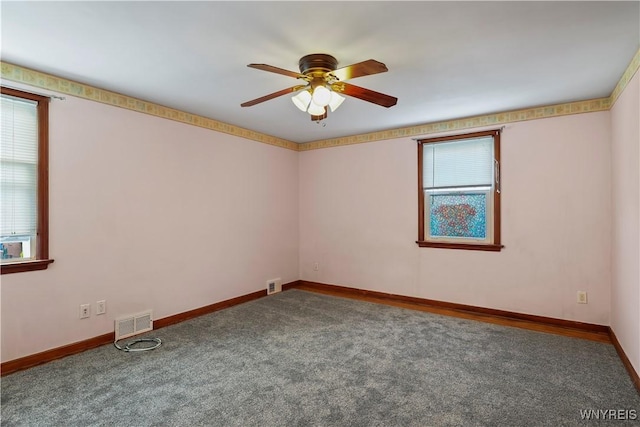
[267,278,282,295]
[115,310,153,341]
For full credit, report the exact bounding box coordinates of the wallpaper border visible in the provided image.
[609,47,640,106]
[300,47,639,151]
[298,98,611,151]
[0,62,299,151]
[2,47,638,152]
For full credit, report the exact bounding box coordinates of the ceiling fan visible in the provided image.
[241,53,398,122]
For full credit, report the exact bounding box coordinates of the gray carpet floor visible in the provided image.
[1,289,639,426]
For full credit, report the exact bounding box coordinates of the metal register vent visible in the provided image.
[115,310,153,341]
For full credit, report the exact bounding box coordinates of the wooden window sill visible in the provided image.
[1,259,54,274]
[416,241,503,252]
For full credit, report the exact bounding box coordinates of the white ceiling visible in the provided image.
[2,1,638,144]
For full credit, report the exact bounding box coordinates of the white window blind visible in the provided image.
[423,136,493,189]
[1,95,38,237]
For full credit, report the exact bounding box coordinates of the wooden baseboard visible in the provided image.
[294,280,640,394]
[154,289,266,330]
[0,332,114,377]
[4,278,633,392]
[609,327,640,394]
[155,280,303,330]
[290,280,611,342]
[282,280,302,291]
[1,281,301,377]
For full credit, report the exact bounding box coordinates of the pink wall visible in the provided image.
[2,76,635,368]
[611,70,640,374]
[300,112,612,325]
[1,85,300,362]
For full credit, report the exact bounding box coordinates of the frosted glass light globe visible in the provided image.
[307,103,325,116]
[292,90,312,112]
[328,92,345,112]
[311,86,331,107]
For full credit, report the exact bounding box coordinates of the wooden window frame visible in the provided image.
[1,87,54,274]
[416,129,502,252]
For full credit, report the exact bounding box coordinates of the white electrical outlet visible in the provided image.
[79,304,90,319]
[577,291,588,304]
[96,300,106,315]
[313,262,319,271]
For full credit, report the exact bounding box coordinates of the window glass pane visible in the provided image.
[1,94,39,261]
[0,162,37,235]
[1,235,33,261]
[1,96,38,163]
[429,192,487,239]
[423,136,493,189]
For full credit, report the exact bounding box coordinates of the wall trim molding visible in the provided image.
[0,333,114,377]
[299,47,639,151]
[1,281,301,376]
[609,327,640,394]
[154,288,269,330]
[610,47,640,106]
[0,62,298,152]
[292,280,610,334]
[3,279,637,396]
[298,98,611,151]
[290,280,640,393]
[2,47,638,153]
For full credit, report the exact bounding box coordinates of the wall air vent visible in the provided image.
[115,310,153,341]
[267,278,282,295]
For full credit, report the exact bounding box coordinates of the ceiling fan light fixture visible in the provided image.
[242,53,397,122]
[292,90,312,112]
[328,91,345,112]
[310,108,328,122]
[311,85,331,107]
[307,102,326,116]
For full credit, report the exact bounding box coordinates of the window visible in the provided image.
[1,87,53,273]
[417,129,502,251]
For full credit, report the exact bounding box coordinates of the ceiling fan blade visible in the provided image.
[331,59,388,81]
[247,63,306,79]
[337,82,398,108]
[241,86,303,107]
